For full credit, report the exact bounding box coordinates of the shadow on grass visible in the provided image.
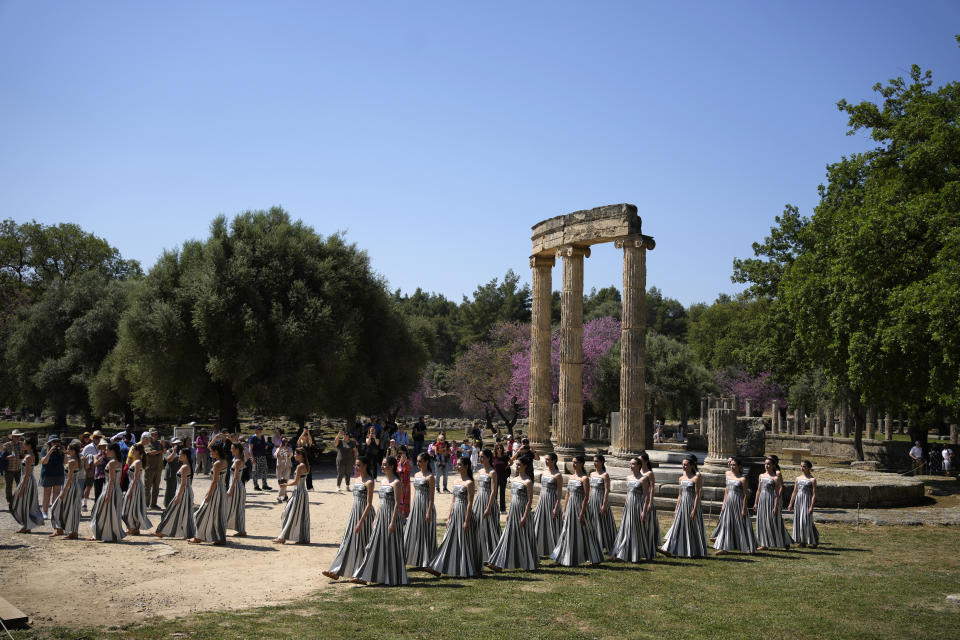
[404,577,469,588]
[706,555,756,562]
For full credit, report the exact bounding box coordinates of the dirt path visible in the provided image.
[0,465,458,627]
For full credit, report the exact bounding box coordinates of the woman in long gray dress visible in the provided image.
[12,438,44,533]
[225,442,247,537]
[551,454,604,567]
[353,456,408,586]
[754,456,792,550]
[611,456,651,562]
[122,444,153,535]
[712,457,756,555]
[473,449,500,562]
[638,452,659,560]
[154,449,197,539]
[428,456,481,578]
[324,456,376,580]
[89,443,126,542]
[50,441,84,539]
[402,452,437,570]
[787,460,819,548]
[273,447,311,544]
[486,453,537,572]
[588,454,617,553]
[532,452,563,556]
[661,454,707,558]
[190,443,227,545]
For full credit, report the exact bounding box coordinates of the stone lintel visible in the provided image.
[531,203,643,256]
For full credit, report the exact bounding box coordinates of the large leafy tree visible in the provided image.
[734,52,960,449]
[455,270,530,351]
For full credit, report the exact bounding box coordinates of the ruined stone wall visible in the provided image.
[765,433,912,469]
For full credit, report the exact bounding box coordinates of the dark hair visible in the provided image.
[801,459,813,470]
[593,453,606,472]
[730,456,743,469]
[179,447,194,476]
[458,455,474,481]
[295,447,311,475]
[383,455,398,475]
[545,451,558,467]
[230,441,244,457]
[417,452,431,466]
[683,453,698,473]
[132,443,145,459]
[519,453,535,480]
[107,443,123,463]
[572,454,586,467]
[481,448,493,464]
[638,451,650,468]
[398,445,408,456]
[765,454,781,472]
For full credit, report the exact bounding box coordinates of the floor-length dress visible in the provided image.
[641,473,660,559]
[756,476,793,548]
[194,473,227,543]
[353,484,408,585]
[611,476,651,562]
[121,467,154,531]
[403,476,436,568]
[429,483,481,577]
[155,471,197,539]
[550,477,604,566]
[51,466,83,534]
[532,474,561,556]
[791,478,819,545]
[661,479,707,557]
[487,480,537,570]
[712,478,756,553]
[278,473,311,543]
[90,466,126,542]
[12,462,44,529]
[588,476,617,552]
[225,461,246,534]
[472,473,500,562]
[329,481,374,577]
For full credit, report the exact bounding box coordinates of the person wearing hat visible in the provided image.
[141,429,164,509]
[248,425,272,491]
[93,437,110,499]
[2,429,26,506]
[40,434,66,518]
[80,431,103,509]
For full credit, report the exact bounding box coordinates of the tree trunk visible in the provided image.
[217,383,239,432]
[850,397,865,461]
[123,405,136,428]
[55,409,67,430]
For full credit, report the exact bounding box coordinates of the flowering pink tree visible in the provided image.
[509,317,621,412]
[449,322,526,431]
[716,369,785,415]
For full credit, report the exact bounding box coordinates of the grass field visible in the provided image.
[10,520,958,640]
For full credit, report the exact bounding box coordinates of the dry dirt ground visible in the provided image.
[0,465,460,627]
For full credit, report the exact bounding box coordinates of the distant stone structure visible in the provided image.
[527,204,654,458]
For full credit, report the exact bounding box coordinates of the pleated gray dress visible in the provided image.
[756,476,793,548]
[155,473,197,539]
[641,472,660,558]
[588,476,617,552]
[532,474,561,556]
[90,468,126,542]
[121,467,154,531]
[712,478,756,553]
[194,475,227,543]
[329,481,374,577]
[354,484,408,585]
[403,476,436,568]
[550,477,604,566]
[791,478,819,545]
[472,473,501,562]
[12,463,44,529]
[612,476,651,562]
[225,461,246,534]
[487,480,537,570]
[429,483,481,577]
[661,480,707,557]
[278,474,311,543]
[51,467,83,534]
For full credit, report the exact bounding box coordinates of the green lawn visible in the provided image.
[15,521,959,640]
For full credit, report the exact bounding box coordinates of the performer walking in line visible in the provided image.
[121,444,153,536]
[611,455,652,563]
[661,454,707,558]
[712,457,756,555]
[273,447,311,544]
[551,454,604,567]
[225,442,247,537]
[473,448,501,563]
[755,455,792,551]
[588,454,617,554]
[428,457,481,578]
[486,453,537,572]
[787,459,819,548]
[324,456,376,580]
[532,451,563,557]
[190,443,227,545]
[154,448,197,540]
[89,443,126,542]
[402,452,437,571]
[50,440,84,539]
[353,456,408,586]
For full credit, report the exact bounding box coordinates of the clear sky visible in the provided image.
[1,1,957,306]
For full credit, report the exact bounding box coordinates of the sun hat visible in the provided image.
[46,434,61,444]
[10,429,24,437]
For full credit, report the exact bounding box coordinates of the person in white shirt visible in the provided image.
[80,431,103,510]
[942,446,954,476]
[908,442,924,475]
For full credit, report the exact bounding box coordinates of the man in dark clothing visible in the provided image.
[248,425,272,491]
[412,417,427,458]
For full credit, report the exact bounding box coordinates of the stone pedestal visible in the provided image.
[528,255,555,453]
[612,236,649,458]
[700,397,708,435]
[555,245,589,456]
[704,407,737,470]
[866,406,876,440]
[884,411,893,440]
[771,400,779,433]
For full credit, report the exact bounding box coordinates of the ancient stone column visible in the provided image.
[884,411,893,440]
[950,423,958,445]
[528,254,555,453]
[771,400,779,434]
[700,397,708,435]
[866,406,876,440]
[613,236,648,458]
[705,407,737,470]
[555,245,589,456]
[839,400,849,438]
[797,405,805,435]
[744,399,752,417]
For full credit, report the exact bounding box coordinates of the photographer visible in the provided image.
[39,434,65,518]
[508,437,540,464]
[333,429,357,491]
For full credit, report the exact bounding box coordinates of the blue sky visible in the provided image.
[1,1,957,306]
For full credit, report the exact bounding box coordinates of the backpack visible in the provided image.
[241,459,251,483]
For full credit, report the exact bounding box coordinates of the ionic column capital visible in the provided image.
[530,254,556,269]
[556,245,591,259]
[614,234,656,251]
